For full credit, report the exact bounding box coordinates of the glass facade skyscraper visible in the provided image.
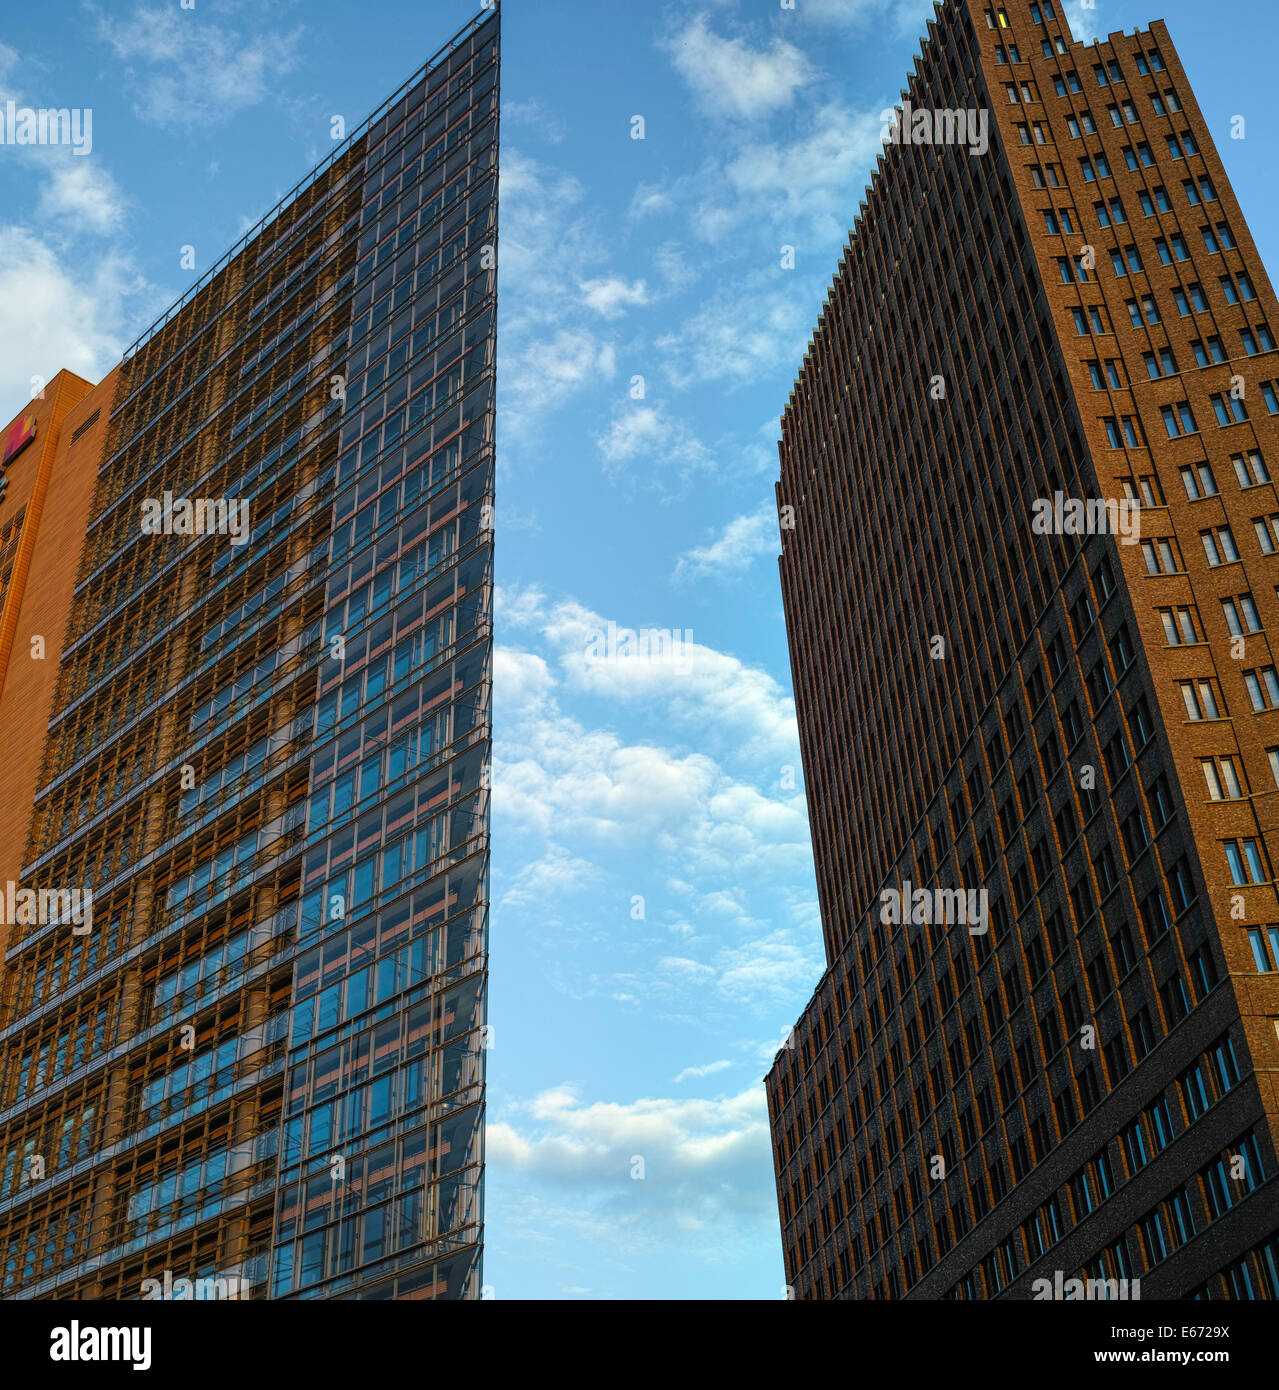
[0,7,497,1301]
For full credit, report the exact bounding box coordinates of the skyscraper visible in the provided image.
[768,0,1279,1299]
[0,7,497,1301]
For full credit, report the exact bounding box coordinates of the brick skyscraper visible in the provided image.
[768,0,1279,1299]
[0,8,497,1300]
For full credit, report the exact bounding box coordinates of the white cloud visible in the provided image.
[503,97,567,144]
[628,182,675,220]
[96,4,304,125]
[674,505,777,581]
[0,229,141,419]
[502,324,616,444]
[659,956,718,980]
[497,151,629,442]
[490,1084,768,1182]
[493,590,822,1014]
[663,16,810,121]
[656,271,812,390]
[501,844,601,909]
[674,1060,733,1083]
[504,590,802,765]
[579,276,650,319]
[499,151,599,337]
[37,159,126,233]
[688,101,888,247]
[487,1082,779,1268]
[790,0,935,38]
[596,403,715,487]
[1062,0,1104,42]
[0,43,127,237]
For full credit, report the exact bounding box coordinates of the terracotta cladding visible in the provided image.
[0,371,115,955]
[769,0,1279,1300]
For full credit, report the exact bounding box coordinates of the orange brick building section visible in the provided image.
[0,370,118,954]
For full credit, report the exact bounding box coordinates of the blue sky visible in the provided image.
[2,0,1277,1301]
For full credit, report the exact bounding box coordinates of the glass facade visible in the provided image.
[0,8,497,1302]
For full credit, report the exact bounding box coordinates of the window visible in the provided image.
[1200,525,1239,566]
[1211,1034,1241,1093]
[1221,273,1255,304]
[1043,209,1059,234]
[1121,473,1161,507]
[1181,1062,1212,1122]
[1233,450,1269,488]
[1161,971,1191,1025]
[1254,514,1279,554]
[1215,221,1236,250]
[1264,382,1279,416]
[1201,756,1245,801]
[1243,665,1279,711]
[1161,401,1197,438]
[1180,462,1216,499]
[1220,592,1261,635]
[1191,336,1225,366]
[1159,606,1200,645]
[1246,926,1279,972]
[1180,679,1222,720]
[1211,393,1248,427]
[1224,837,1269,885]
[1126,295,1159,327]
[1122,1119,1149,1175]
[1144,347,1177,379]
[1141,538,1180,575]
[1173,284,1206,316]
